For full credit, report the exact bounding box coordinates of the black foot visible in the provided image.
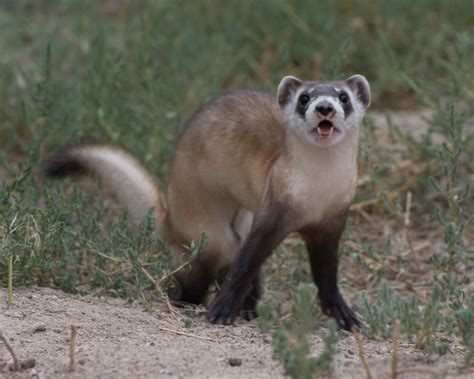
[320,291,362,331]
[207,291,242,325]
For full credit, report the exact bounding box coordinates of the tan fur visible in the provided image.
[46,76,370,323]
[164,91,285,269]
[164,90,359,271]
[55,89,360,270]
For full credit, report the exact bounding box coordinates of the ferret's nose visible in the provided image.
[315,102,334,117]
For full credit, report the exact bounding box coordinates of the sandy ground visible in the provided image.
[1,287,470,379]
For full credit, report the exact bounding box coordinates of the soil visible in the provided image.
[0,286,469,379]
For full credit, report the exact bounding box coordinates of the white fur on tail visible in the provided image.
[75,146,167,226]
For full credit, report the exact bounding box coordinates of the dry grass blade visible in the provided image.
[400,241,431,257]
[158,326,215,342]
[404,191,412,227]
[8,256,13,305]
[352,326,373,379]
[69,324,77,372]
[403,191,414,256]
[391,320,400,379]
[140,264,182,321]
[159,259,191,285]
[351,176,419,211]
[0,327,19,371]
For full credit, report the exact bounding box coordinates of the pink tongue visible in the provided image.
[319,126,333,136]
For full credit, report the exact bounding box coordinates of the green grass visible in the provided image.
[0,0,473,372]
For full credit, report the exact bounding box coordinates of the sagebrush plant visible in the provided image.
[429,104,473,364]
[0,0,473,372]
[358,281,447,353]
[0,167,173,298]
[455,295,474,365]
[429,105,472,284]
[258,284,338,379]
[356,53,473,362]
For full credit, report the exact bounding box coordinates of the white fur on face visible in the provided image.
[282,87,306,139]
[346,88,365,126]
[306,96,346,146]
[307,96,345,121]
[282,87,366,148]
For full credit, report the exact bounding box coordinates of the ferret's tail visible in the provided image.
[44,145,167,227]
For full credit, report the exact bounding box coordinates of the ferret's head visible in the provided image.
[277,75,371,147]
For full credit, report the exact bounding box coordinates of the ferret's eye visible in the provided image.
[299,94,310,106]
[339,93,349,104]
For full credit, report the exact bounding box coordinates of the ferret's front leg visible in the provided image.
[207,203,293,325]
[300,215,362,331]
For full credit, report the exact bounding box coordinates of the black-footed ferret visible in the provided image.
[44,74,371,330]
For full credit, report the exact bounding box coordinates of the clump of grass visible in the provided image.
[350,11,473,360]
[313,321,339,377]
[258,284,338,378]
[0,165,173,301]
[455,295,474,366]
[358,280,447,353]
[429,104,472,298]
[357,99,472,357]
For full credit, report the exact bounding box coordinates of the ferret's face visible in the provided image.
[277,75,371,147]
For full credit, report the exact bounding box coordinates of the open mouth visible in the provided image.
[315,120,336,137]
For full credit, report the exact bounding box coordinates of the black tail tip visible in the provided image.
[43,148,85,178]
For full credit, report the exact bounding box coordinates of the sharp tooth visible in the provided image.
[317,126,321,134]
[329,127,334,136]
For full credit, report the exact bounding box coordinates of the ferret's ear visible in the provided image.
[277,76,302,108]
[346,75,371,109]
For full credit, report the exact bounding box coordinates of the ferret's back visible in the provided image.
[168,90,287,210]
[179,90,285,158]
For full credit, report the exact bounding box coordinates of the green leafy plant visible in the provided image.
[358,280,447,353]
[258,284,338,378]
[455,295,474,366]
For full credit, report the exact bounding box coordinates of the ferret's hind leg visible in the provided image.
[170,205,245,306]
[230,210,266,320]
[172,244,219,305]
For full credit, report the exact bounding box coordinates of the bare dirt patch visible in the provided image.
[1,287,469,379]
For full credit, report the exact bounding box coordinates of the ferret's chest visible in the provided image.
[283,152,357,223]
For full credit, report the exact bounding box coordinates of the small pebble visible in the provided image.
[78,358,86,365]
[228,357,242,367]
[21,358,36,369]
